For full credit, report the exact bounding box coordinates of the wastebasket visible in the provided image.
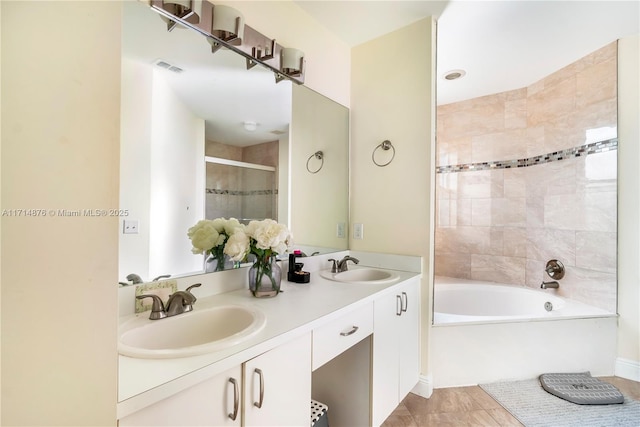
[310,399,329,427]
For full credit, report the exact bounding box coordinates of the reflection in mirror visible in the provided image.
[119,1,349,284]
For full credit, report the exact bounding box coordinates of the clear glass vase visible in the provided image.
[205,246,228,272]
[249,255,281,297]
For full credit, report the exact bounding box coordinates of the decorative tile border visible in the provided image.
[206,189,278,196]
[436,138,618,174]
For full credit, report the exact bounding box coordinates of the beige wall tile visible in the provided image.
[434,42,617,310]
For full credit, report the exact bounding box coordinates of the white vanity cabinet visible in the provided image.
[119,365,242,426]
[120,333,311,427]
[371,277,420,426]
[244,332,312,426]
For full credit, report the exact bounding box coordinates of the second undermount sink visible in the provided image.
[320,267,400,285]
[118,305,266,359]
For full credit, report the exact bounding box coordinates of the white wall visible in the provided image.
[148,71,205,279]
[120,58,153,281]
[1,1,120,425]
[290,85,349,250]
[350,18,436,388]
[617,34,640,379]
[120,65,205,281]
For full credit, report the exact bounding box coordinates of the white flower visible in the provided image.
[187,220,220,254]
[224,218,243,236]
[247,219,292,254]
[211,218,227,233]
[224,230,250,261]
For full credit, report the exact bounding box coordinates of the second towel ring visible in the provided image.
[306,151,324,174]
[372,140,395,167]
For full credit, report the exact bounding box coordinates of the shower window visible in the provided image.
[205,156,277,224]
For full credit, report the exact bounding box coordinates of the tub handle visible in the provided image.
[401,291,408,313]
[396,295,402,316]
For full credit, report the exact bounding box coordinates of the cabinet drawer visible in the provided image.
[312,302,373,370]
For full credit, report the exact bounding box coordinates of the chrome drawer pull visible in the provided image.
[340,326,359,336]
[228,377,239,420]
[253,368,264,408]
[401,291,408,313]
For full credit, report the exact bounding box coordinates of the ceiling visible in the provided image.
[295,0,640,105]
[123,1,639,146]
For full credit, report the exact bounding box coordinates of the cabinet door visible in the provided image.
[119,365,242,426]
[372,277,421,426]
[372,289,401,426]
[244,332,312,426]
[397,278,420,399]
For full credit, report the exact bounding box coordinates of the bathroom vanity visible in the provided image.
[117,252,421,426]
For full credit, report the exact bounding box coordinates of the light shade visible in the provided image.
[159,0,201,28]
[211,4,244,42]
[281,48,304,76]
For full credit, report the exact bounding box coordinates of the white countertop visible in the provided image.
[117,253,421,418]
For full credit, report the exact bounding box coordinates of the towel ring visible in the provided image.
[372,140,395,167]
[306,151,324,174]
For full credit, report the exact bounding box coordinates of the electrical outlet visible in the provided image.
[353,223,364,240]
[336,222,346,238]
[123,219,139,234]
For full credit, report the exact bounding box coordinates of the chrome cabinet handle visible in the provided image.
[340,326,359,336]
[253,368,264,408]
[396,295,402,316]
[401,291,408,313]
[228,377,239,420]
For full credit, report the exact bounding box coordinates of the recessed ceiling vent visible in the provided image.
[154,59,184,73]
[270,130,286,135]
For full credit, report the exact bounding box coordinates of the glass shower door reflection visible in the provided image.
[205,160,277,224]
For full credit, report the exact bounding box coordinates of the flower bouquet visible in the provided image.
[224,219,293,297]
[187,218,243,272]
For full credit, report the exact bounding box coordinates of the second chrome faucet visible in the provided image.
[328,256,360,273]
[137,283,202,320]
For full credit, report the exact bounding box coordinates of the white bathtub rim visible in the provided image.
[433,275,616,326]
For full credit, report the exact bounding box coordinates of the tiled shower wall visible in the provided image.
[435,42,617,312]
[205,140,278,223]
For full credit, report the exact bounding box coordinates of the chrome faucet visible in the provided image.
[136,283,201,320]
[541,281,560,289]
[126,273,144,284]
[336,256,359,272]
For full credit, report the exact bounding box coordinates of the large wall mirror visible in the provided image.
[119,1,348,284]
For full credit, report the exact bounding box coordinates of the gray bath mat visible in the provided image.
[539,372,624,405]
[479,378,640,427]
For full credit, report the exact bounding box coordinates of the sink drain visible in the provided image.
[544,301,553,312]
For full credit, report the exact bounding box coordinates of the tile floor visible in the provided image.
[381,376,640,427]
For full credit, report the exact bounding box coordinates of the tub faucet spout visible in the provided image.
[541,281,559,289]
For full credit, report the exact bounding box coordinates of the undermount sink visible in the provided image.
[118,305,266,359]
[320,267,400,285]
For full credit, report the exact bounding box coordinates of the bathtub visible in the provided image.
[434,276,611,325]
[431,276,618,388]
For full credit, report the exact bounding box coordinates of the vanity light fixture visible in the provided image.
[157,0,201,32]
[208,4,244,52]
[280,48,305,77]
[247,38,276,70]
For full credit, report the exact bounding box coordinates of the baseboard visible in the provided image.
[411,373,433,398]
[615,357,640,382]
